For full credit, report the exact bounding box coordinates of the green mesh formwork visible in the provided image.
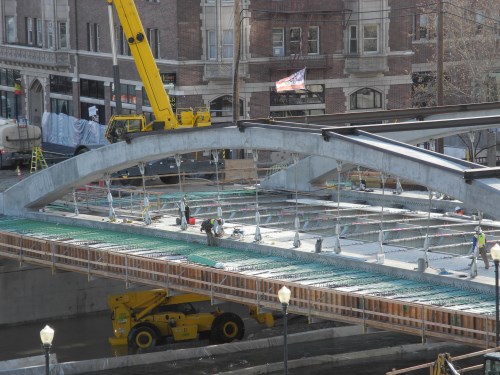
[0,215,497,316]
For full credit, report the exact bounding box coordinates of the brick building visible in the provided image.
[0,0,421,128]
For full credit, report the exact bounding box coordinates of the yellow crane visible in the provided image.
[105,0,211,144]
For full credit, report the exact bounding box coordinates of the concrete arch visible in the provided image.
[1,126,499,218]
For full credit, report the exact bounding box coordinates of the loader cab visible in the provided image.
[484,353,500,375]
[152,303,197,315]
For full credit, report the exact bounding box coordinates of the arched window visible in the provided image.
[350,88,382,110]
[210,95,243,118]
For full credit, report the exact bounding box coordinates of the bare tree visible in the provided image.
[413,0,500,162]
[442,1,499,104]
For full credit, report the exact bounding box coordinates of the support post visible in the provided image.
[436,0,444,153]
[495,259,499,347]
[108,2,122,114]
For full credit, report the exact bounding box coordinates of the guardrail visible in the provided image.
[0,230,496,348]
[386,347,500,374]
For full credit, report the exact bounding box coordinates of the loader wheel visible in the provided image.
[128,326,157,349]
[210,312,245,343]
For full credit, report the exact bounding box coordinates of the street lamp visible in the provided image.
[278,286,291,375]
[491,243,500,347]
[40,325,55,375]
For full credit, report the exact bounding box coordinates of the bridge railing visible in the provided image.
[0,230,495,348]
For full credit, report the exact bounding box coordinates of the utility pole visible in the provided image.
[232,0,241,125]
[108,2,122,115]
[232,0,241,158]
[436,0,444,153]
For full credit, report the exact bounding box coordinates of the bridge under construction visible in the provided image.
[0,184,499,350]
[0,105,500,369]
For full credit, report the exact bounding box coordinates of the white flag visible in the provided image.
[275,68,306,92]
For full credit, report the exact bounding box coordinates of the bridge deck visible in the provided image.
[0,213,498,348]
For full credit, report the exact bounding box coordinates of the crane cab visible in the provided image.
[105,114,146,143]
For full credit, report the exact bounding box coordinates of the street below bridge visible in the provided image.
[0,309,483,375]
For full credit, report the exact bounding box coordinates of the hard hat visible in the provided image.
[455,206,462,212]
[475,226,482,232]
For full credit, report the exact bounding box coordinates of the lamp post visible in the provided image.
[40,325,55,375]
[491,243,500,347]
[278,286,291,375]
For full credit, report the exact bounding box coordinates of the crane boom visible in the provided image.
[105,0,211,143]
[109,0,175,125]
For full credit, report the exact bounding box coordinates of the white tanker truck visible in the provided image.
[0,118,41,169]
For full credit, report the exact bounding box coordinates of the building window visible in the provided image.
[80,79,105,99]
[0,70,20,118]
[50,75,73,95]
[147,28,161,58]
[289,27,301,55]
[112,83,137,104]
[349,25,358,53]
[36,19,43,47]
[363,25,378,53]
[59,22,68,49]
[26,18,34,45]
[272,28,284,56]
[222,30,233,59]
[87,23,99,52]
[50,98,73,116]
[308,26,319,54]
[46,21,54,48]
[350,88,382,110]
[116,26,130,56]
[0,68,21,87]
[142,87,150,107]
[476,10,485,34]
[5,16,16,44]
[270,109,325,117]
[207,30,216,60]
[0,91,14,119]
[270,84,325,106]
[210,95,243,117]
[417,14,429,39]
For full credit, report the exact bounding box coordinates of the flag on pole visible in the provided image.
[275,68,306,92]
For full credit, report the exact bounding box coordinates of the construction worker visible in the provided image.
[455,206,465,215]
[200,218,224,246]
[176,195,190,225]
[472,226,489,269]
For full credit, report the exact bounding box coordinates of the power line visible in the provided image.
[444,1,500,24]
